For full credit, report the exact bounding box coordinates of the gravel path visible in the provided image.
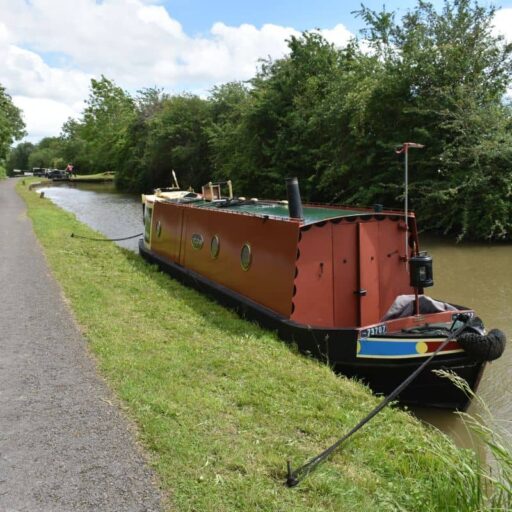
[0,179,164,512]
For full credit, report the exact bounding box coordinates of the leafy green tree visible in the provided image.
[142,94,212,191]
[59,118,88,171]
[351,0,512,239]
[0,83,25,176]
[27,137,66,169]
[6,141,35,174]
[221,33,345,199]
[80,76,136,173]
[208,82,251,183]
[115,87,168,191]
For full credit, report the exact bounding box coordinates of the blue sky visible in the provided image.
[163,0,498,34]
[1,0,511,141]
[162,0,392,34]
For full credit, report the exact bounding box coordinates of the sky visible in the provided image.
[1,0,512,143]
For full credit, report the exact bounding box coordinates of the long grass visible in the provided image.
[434,370,512,511]
[18,179,488,511]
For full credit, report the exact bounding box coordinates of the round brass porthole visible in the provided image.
[210,235,220,259]
[240,243,252,271]
[156,220,162,238]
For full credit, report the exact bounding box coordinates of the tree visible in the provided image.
[27,137,66,170]
[142,94,212,191]
[351,0,512,239]
[115,87,168,191]
[210,33,346,199]
[0,83,25,176]
[80,76,136,173]
[208,82,251,184]
[6,141,34,174]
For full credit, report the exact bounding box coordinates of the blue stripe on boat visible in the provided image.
[359,339,419,357]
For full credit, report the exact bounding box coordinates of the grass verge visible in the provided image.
[73,171,115,181]
[18,179,483,511]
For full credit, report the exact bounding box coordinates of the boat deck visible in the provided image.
[149,190,409,226]
[195,200,365,225]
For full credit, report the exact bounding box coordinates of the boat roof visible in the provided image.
[145,193,409,226]
[195,200,372,225]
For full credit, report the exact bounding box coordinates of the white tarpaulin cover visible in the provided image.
[382,295,458,321]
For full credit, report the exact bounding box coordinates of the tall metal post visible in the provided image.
[396,142,424,265]
[404,146,409,263]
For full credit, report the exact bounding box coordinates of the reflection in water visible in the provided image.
[39,183,511,442]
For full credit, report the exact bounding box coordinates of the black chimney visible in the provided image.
[285,177,304,220]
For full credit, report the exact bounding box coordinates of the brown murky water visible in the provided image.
[414,236,512,443]
[40,183,511,443]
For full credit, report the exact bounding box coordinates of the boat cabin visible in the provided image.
[143,180,418,329]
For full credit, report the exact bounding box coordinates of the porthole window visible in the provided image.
[240,243,252,271]
[210,235,220,259]
[144,206,153,243]
[156,220,162,238]
[191,233,204,250]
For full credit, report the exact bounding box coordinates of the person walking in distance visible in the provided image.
[65,163,74,179]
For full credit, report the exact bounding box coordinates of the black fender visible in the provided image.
[457,329,506,362]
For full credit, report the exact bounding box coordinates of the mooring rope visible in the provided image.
[286,313,472,487]
[70,232,143,242]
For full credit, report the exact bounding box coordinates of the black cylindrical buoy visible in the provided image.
[286,177,304,220]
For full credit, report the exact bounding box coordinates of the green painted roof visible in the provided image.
[195,200,363,225]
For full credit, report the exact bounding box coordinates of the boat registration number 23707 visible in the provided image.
[361,324,387,337]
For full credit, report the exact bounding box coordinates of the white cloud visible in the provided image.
[0,1,302,86]
[318,24,353,47]
[0,0,355,142]
[185,22,298,81]
[13,96,83,142]
[0,15,90,142]
[492,7,512,41]
[3,45,91,103]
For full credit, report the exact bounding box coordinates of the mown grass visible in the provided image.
[18,180,485,511]
[73,171,114,181]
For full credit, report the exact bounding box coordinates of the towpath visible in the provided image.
[0,178,163,511]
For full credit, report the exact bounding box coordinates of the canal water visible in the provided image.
[39,182,143,252]
[39,182,512,443]
[416,236,512,445]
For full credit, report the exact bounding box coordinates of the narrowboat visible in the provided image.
[139,177,505,409]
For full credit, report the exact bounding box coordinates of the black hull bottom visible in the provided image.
[140,241,484,410]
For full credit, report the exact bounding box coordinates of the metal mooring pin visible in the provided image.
[286,461,299,487]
